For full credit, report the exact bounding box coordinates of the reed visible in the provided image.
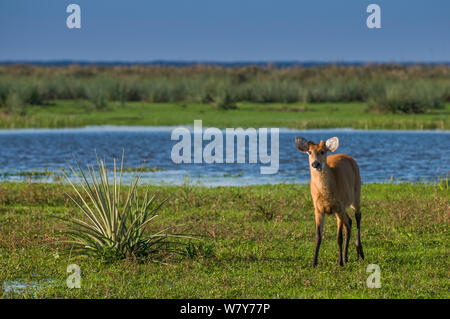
[1,64,449,113]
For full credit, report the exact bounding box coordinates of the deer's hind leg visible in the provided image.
[343,212,352,263]
[351,201,365,260]
[336,216,344,266]
[336,212,352,266]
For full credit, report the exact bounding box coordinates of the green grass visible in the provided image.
[0,100,448,129]
[0,182,448,298]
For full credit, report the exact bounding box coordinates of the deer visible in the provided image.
[294,136,365,267]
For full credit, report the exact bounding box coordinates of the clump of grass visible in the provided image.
[86,85,108,110]
[21,82,47,105]
[251,197,280,221]
[183,241,215,259]
[0,80,10,106]
[215,89,237,110]
[61,154,185,262]
[123,166,164,173]
[437,175,449,191]
[1,169,55,178]
[223,171,243,178]
[4,93,26,115]
[368,82,445,114]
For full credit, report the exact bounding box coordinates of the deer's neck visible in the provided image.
[310,164,335,192]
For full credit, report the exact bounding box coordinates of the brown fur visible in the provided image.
[295,137,365,267]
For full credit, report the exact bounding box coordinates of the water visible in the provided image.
[2,279,55,296]
[0,126,448,186]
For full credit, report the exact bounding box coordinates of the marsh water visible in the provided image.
[0,126,448,186]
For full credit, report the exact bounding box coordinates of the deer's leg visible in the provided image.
[343,212,352,263]
[312,211,324,268]
[355,209,365,260]
[336,216,344,266]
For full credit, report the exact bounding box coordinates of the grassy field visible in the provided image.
[0,182,448,298]
[0,100,448,130]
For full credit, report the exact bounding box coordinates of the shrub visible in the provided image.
[61,154,188,261]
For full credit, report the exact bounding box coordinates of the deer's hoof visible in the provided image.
[357,245,365,260]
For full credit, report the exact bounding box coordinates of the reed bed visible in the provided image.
[0,64,449,113]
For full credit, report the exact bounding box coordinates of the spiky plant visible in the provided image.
[61,154,179,261]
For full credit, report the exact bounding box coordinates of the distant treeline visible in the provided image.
[0,64,449,113]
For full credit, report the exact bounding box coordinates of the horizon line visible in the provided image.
[1,60,450,67]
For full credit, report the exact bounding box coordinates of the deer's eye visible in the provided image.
[307,151,311,155]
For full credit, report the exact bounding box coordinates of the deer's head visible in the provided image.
[295,136,339,172]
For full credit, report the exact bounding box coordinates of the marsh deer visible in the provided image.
[295,136,365,267]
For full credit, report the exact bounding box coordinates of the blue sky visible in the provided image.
[0,0,449,62]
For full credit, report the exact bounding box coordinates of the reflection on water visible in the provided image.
[0,126,448,186]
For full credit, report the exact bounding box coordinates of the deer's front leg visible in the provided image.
[312,211,325,267]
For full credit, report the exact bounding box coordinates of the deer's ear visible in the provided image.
[295,136,310,153]
[326,137,339,152]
